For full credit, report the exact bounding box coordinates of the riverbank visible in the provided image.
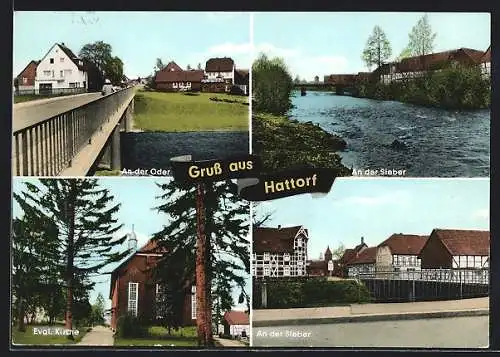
[252,112,351,175]
[355,66,490,110]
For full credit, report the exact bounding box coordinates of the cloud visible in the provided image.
[472,208,489,220]
[335,190,412,207]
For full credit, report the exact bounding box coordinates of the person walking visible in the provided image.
[101,79,115,96]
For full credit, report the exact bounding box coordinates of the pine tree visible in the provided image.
[11,205,59,331]
[16,179,129,336]
[407,14,437,56]
[362,25,392,70]
[151,179,250,347]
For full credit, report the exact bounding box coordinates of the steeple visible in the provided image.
[324,245,332,261]
[127,224,137,252]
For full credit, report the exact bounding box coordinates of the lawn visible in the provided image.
[133,91,249,132]
[11,324,88,345]
[114,325,198,347]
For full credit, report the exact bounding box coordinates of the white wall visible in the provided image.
[230,324,249,337]
[35,44,88,90]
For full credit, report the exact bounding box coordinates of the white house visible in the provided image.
[221,311,249,338]
[252,225,308,278]
[35,43,88,94]
[203,57,235,85]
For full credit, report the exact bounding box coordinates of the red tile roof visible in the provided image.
[432,229,490,256]
[223,311,249,325]
[155,69,204,83]
[348,247,377,265]
[378,234,428,255]
[58,43,86,71]
[164,61,183,72]
[253,226,305,254]
[480,46,491,63]
[393,48,485,72]
[339,248,356,265]
[206,57,234,72]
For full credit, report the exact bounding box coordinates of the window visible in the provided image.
[191,285,196,319]
[173,82,178,88]
[283,266,290,276]
[60,57,64,63]
[283,253,290,261]
[296,238,302,247]
[297,269,303,276]
[69,83,76,88]
[43,70,51,76]
[127,282,138,317]
[252,253,256,261]
[60,70,64,78]
[52,70,55,78]
[50,58,54,64]
[22,77,27,84]
[187,82,191,86]
[263,252,270,261]
[264,267,270,276]
[64,69,72,76]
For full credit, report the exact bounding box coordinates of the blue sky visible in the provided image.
[253,12,491,81]
[13,12,251,79]
[12,177,250,311]
[255,178,489,260]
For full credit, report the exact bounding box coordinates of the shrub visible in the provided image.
[253,277,371,308]
[115,314,147,338]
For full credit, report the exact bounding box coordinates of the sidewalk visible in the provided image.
[76,326,114,346]
[13,92,98,108]
[252,297,489,327]
[214,337,248,347]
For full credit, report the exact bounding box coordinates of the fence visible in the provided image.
[357,268,489,303]
[14,87,87,96]
[13,87,135,176]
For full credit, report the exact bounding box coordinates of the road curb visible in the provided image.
[13,93,96,108]
[252,309,489,327]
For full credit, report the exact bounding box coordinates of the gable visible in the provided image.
[38,43,84,72]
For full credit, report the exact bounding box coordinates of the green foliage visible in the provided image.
[362,25,392,70]
[407,13,437,56]
[90,293,106,326]
[116,314,147,338]
[252,113,351,175]
[252,53,294,115]
[253,278,371,308]
[357,65,490,109]
[79,41,124,85]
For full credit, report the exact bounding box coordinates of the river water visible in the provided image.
[289,91,490,177]
[121,131,249,171]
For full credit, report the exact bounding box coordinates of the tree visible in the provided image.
[79,41,124,84]
[314,75,320,83]
[253,53,294,115]
[293,75,301,84]
[91,293,106,326]
[151,179,250,347]
[331,243,346,260]
[197,63,202,70]
[187,64,192,70]
[398,46,413,61]
[16,179,129,336]
[155,58,165,72]
[407,13,437,56]
[11,208,60,331]
[252,202,275,228]
[362,25,392,70]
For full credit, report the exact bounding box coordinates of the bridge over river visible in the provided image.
[12,87,136,176]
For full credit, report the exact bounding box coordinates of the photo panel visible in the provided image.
[12,11,251,177]
[251,178,489,348]
[251,12,490,177]
[10,177,251,347]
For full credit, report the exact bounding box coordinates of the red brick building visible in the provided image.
[109,233,195,331]
[154,61,204,92]
[15,60,39,91]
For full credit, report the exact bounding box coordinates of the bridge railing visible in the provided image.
[13,87,135,176]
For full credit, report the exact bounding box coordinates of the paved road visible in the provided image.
[252,316,489,348]
[214,337,248,347]
[13,92,103,132]
[76,326,114,346]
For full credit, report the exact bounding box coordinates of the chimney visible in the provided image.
[361,236,365,245]
[127,224,138,252]
[277,225,282,230]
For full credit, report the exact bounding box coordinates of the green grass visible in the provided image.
[114,325,197,347]
[12,324,88,345]
[94,169,121,176]
[133,91,249,132]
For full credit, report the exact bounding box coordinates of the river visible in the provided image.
[289,91,490,177]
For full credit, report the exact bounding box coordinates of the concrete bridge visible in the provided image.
[12,87,136,176]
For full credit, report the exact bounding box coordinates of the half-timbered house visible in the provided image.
[109,230,196,331]
[252,225,308,278]
[479,46,491,77]
[346,246,377,277]
[336,237,368,277]
[375,234,428,278]
[418,229,489,283]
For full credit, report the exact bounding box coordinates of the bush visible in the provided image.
[253,277,371,308]
[115,314,147,338]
